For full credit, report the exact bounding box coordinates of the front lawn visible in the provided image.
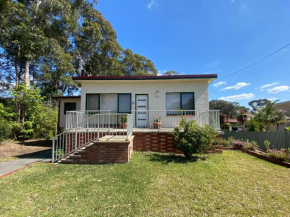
[0,151,290,216]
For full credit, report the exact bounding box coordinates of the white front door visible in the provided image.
[136,95,148,128]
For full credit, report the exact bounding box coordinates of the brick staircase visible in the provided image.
[58,136,134,164]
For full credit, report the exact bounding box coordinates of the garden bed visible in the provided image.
[244,150,290,168]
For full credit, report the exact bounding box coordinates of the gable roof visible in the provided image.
[72,74,217,84]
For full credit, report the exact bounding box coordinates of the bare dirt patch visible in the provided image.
[0,140,51,162]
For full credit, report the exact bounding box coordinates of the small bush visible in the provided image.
[264,140,270,151]
[268,149,290,162]
[243,140,258,151]
[173,116,217,159]
[222,139,231,147]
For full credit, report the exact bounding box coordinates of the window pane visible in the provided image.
[64,103,76,115]
[166,93,180,110]
[118,94,131,113]
[86,94,99,110]
[101,94,118,112]
[181,93,194,110]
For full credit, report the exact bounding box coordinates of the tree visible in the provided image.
[248,99,271,112]
[209,100,238,118]
[237,107,249,131]
[0,0,158,98]
[254,100,286,131]
[164,71,179,76]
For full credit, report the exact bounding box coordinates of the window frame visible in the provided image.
[86,94,100,111]
[166,92,195,115]
[117,93,132,113]
[64,102,77,115]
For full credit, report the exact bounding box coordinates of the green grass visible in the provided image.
[1,151,290,216]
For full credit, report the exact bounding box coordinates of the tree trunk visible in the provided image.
[24,61,31,86]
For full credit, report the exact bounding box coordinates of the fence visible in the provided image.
[223,131,290,151]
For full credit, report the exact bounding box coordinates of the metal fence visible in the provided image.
[223,131,290,151]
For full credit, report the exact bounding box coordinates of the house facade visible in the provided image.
[52,74,221,164]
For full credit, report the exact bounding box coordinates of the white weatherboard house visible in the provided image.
[52,74,220,163]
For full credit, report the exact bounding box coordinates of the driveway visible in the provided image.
[0,149,51,177]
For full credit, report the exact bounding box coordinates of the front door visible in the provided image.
[136,95,148,128]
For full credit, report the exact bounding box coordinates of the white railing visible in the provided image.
[130,110,220,130]
[52,113,133,163]
[66,110,111,129]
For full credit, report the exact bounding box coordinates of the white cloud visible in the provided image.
[205,61,219,68]
[219,93,254,101]
[221,82,250,91]
[147,0,158,10]
[213,81,226,87]
[268,85,290,94]
[260,82,279,91]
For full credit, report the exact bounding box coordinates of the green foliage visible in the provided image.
[221,137,234,147]
[34,103,58,140]
[268,149,290,162]
[119,116,127,123]
[0,118,12,143]
[173,116,217,159]
[253,100,285,131]
[55,149,64,158]
[285,126,290,132]
[264,140,271,151]
[243,140,258,151]
[247,118,260,132]
[153,116,161,123]
[0,85,57,140]
[209,100,237,118]
[0,0,157,98]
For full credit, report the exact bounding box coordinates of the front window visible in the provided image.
[166,92,194,115]
[86,94,100,110]
[118,94,131,113]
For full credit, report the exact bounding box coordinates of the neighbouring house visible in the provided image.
[269,101,290,131]
[228,119,239,131]
[52,74,221,164]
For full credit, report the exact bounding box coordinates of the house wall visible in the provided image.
[80,79,209,112]
[59,98,81,128]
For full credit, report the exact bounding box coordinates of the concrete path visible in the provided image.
[0,149,51,177]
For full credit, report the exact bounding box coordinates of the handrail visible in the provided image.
[52,113,132,163]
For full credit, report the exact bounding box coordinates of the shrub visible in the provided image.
[268,149,290,162]
[264,140,270,151]
[243,140,258,151]
[247,118,260,132]
[173,117,217,159]
[285,126,290,132]
[222,139,231,147]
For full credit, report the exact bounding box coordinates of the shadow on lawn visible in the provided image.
[149,153,206,164]
[17,140,52,147]
[14,149,52,159]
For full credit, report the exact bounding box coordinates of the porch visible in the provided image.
[52,110,221,163]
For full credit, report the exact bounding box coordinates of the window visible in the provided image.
[118,94,131,113]
[86,94,100,110]
[64,102,76,115]
[166,93,194,115]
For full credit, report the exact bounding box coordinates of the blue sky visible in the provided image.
[96,0,290,107]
